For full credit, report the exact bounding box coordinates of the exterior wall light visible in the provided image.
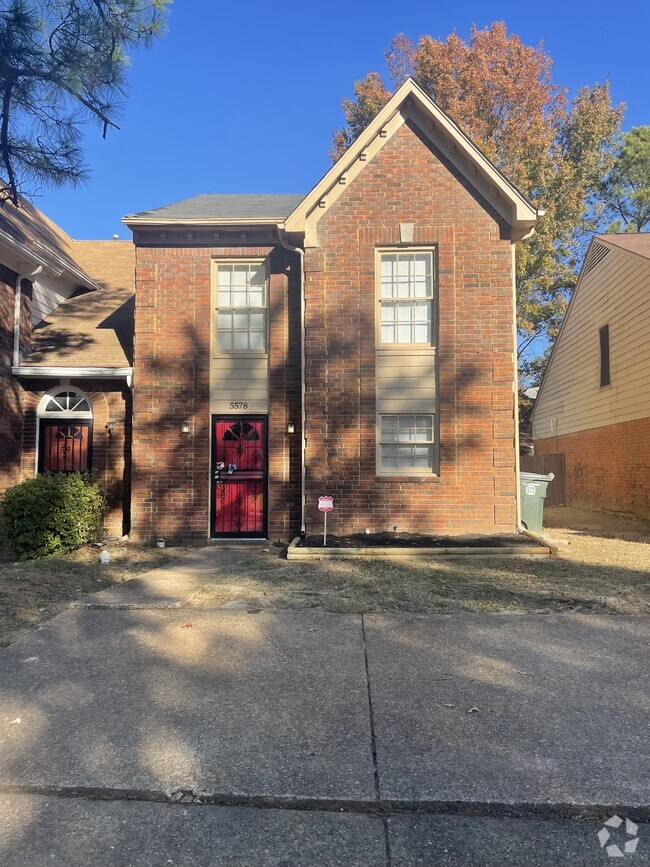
[105,420,117,435]
[287,423,295,434]
[180,420,191,435]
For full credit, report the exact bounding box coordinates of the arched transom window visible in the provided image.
[40,390,92,418]
[37,389,93,473]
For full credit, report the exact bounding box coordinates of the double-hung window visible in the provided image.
[379,415,434,471]
[379,251,434,345]
[216,261,267,351]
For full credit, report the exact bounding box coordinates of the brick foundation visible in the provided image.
[536,418,650,518]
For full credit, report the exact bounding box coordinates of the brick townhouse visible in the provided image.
[122,79,540,543]
[0,198,133,537]
[1,79,540,543]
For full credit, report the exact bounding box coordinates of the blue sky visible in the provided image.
[34,0,649,240]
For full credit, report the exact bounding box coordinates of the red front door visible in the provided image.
[211,417,266,537]
[38,420,92,473]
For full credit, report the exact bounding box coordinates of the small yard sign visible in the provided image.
[318,496,334,546]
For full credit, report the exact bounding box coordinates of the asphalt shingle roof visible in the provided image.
[600,233,650,260]
[125,193,305,222]
[26,241,134,368]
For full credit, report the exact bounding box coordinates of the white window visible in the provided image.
[216,262,267,351]
[379,251,434,344]
[379,415,434,471]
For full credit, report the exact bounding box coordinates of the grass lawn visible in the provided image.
[187,506,650,616]
[0,544,182,647]
[1,506,649,648]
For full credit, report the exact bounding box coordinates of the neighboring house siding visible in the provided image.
[31,273,74,327]
[533,245,650,440]
[304,120,516,535]
[536,418,650,518]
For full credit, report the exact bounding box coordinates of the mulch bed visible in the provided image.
[298,531,536,549]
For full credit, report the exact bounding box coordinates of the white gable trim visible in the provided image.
[285,78,541,242]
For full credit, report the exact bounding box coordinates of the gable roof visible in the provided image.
[123,79,541,241]
[23,240,135,369]
[285,78,542,242]
[124,193,305,225]
[598,232,650,260]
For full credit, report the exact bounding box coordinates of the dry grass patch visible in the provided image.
[190,508,650,616]
[0,544,183,647]
[188,549,650,616]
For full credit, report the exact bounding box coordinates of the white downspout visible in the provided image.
[13,265,42,367]
[512,242,523,530]
[277,227,307,536]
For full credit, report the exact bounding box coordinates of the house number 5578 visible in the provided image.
[229,401,248,409]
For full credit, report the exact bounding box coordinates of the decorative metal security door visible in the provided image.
[211,417,266,537]
[38,420,92,473]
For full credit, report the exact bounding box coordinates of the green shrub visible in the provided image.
[0,473,105,560]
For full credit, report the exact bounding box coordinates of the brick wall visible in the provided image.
[0,264,26,496]
[131,243,301,543]
[20,379,131,536]
[304,121,517,535]
[536,418,650,518]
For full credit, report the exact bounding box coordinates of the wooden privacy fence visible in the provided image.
[520,453,566,507]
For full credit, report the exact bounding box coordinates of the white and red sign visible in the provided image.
[318,496,334,512]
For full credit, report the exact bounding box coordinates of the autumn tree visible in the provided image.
[0,0,169,205]
[332,23,623,379]
[603,126,650,233]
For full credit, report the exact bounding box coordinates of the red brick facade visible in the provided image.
[536,419,650,519]
[304,122,517,535]
[129,121,517,542]
[130,243,301,543]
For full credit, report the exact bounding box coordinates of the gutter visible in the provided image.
[13,265,43,367]
[12,366,133,387]
[277,225,307,536]
[512,243,523,530]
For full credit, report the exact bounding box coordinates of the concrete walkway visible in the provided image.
[0,550,648,865]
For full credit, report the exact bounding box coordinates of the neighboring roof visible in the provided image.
[24,241,134,368]
[0,194,100,288]
[124,193,305,225]
[532,232,650,418]
[285,78,542,242]
[598,232,650,260]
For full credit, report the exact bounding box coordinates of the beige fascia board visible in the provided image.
[286,77,541,240]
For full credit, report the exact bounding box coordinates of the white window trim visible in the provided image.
[212,258,269,355]
[376,247,436,349]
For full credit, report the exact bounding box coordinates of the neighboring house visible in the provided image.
[0,196,134,536]
[533,233,650,518]
[123,78,541,543]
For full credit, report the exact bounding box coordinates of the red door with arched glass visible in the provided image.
[211,417,266,537]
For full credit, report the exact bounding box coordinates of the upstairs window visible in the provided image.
[216,261,267,351]
[379,251,434,345]
[599,324,610,387]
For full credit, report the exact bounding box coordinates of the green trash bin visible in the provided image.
[519,471,554,532]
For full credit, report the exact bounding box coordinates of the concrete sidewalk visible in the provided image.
[0,602,648,864]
